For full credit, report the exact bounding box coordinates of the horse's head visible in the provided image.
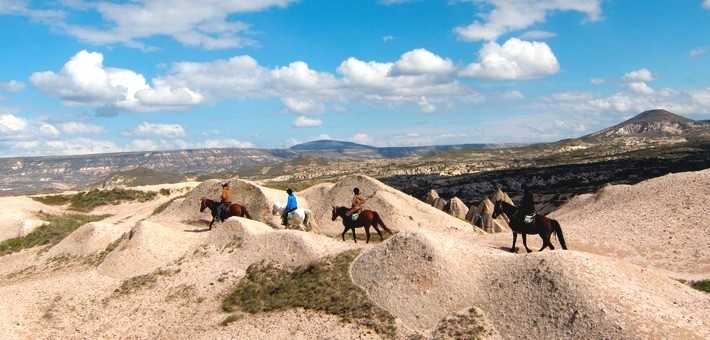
[331,205,341,221]
[491,200,503,219]
[199,197,207,212]
[272,203,279,215]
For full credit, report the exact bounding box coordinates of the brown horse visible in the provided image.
[492,199,567,253]
[331,206,394,243]
[200,197,252,230]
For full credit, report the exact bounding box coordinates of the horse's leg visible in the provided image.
[373,224,384,241]
[351,227,357,243]
[522,233,532,253]
[342,227,348,242]
[365,226,371,244]
[510,231,518,252]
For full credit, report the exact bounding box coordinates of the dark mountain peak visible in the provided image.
[586,109,708,139]
[626,109,695,124]
[290,139,374,151]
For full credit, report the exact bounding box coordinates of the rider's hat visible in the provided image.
[222,182,229,187]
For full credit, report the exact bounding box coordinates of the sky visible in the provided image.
[1,0,709,158]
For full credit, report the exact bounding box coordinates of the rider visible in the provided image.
[518,184,536,223]
[282,188,298,226]
[216,182,233,221]
[346,187,365,218]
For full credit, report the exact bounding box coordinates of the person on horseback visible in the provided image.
[346,187,365,219]
[282,188,298,226]
[518,184,536,224]
[216,182,233,221]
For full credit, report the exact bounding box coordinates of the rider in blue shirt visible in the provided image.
[282,188,297,225]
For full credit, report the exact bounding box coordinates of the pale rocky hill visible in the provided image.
[0,173,707,339]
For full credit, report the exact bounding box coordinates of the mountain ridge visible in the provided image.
[1,109,708,195]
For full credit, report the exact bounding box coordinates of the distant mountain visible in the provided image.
[585,109,708,139]
[290,140,375,151]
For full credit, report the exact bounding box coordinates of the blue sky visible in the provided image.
[1,0,709,157]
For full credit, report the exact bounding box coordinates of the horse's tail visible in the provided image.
[243,206,252,220]
[304,210,318,232]
[373,212,394,235]
[552,219,567,250]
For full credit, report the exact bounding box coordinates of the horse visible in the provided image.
[331,206,394,243]
[272,202,317,232]
[200,197,252,230]
[492,199,567,253]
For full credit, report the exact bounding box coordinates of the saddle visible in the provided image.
[287,211,294,220]
[524,214,536,224]
[351,212,359,221]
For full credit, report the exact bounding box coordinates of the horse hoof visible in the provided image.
[526,249,532,253]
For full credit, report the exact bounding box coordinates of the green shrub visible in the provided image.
[68,188,157,212]
[0,213,109,256]
[690,279,710,293]
[222,249,396,338]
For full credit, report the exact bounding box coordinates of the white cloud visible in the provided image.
[126,122,187,139]
[417,96,436,113]
[7,137,122,156]
[271,61,339,92]
[43,0,299,50]
[0,114,28,133]
[704,0,710,9]
[390,49,455,75]
[282,98,326,114]
[455,0,603,42]
[622,68,655,82]
[39,124,61,138]
[626,82,655,95]
[60,122,107,135]
[292,116,322,127]
[382,35,394,42]
[197,138,254,148]
[460,38,559,80]
[0,80,26,92]
[30,50,204,112]
[689,47,708,58]
[351,133,373,145]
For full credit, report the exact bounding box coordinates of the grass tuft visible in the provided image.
[0,213,109,256]
[222,249,396,338]
[690,279,710,293]
[33,188,157,212]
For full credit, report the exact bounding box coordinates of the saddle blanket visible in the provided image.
[524,214,535,224]
[351,213,359,221]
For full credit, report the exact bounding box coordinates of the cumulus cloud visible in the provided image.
[60,122,107,135]
[6,138,122,156]
[622,68,655,82]
[390,49,455,76]
[282,98,326,114]
[292,116,322,127]
[39,124,61,138]
[34,0,299,50]
[704,0,710,9]
[157,48,469,113]
[460,38,559,80]
[518,30,556,40]
[196,138,254,148]
[0,114,28,133]
[124,122,187,139]
[626,82,655,95]
[30,50,203,112]
[0,80,26,92]
[351,133,374,145]
[455,0,603,42]
[417,97,436,113]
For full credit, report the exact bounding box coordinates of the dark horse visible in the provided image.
[492,199,567,253]
[200,197,252,230]
[331,206,394,243]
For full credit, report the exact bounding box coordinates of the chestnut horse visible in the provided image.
[492,199,567,253]
[331,206,394,243]
[200,197,252,230]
